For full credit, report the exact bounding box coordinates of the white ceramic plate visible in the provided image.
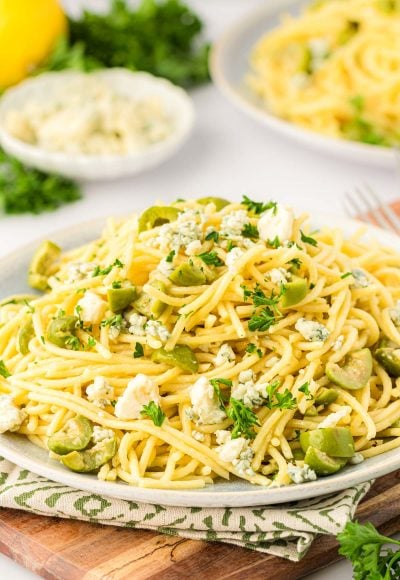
[0,69,195,181]
[211,0,396,167]
[0,213,399,507]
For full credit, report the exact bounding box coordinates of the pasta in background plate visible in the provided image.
[1,197,400,490]
[248,0,400,147]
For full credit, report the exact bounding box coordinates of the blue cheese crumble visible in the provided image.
[351,268,370,289]
[0,395,26,433]
[220,210,249,240]
[295,318,330,342]
[257,204,294,243]
[214,343,236,367]
[215,430,255,477]
[86,376,115,408]
[187,376,226,425]
[288,463,317,484]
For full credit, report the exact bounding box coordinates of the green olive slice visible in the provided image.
[47,315,78,348]
[281,276,308,308]
[134,280,166,318]
[107,286,136,312]
[18,318,34,355]
[197,197,230,211]
[28,240,61,291]
[304,446,347,476]
[169,261,207,286]
[325,348,372,390]
[60,436,117,473]
[152,345,199,373]
[138,206,179,233]
[300,427,355,458]
[375,347,400,378]
[315,388,338,406]
[48,416,93,455]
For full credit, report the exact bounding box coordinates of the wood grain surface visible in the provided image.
[0,470,399,580]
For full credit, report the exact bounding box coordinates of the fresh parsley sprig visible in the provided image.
[227,398,260,439]
[133,342,144,358]
[140,401,166,427]
[210,378,232,410]
[92,259,124,277]
[0,148,81,215]
[300,230,318,247]
[242,223,259,240]
[0,360,11,378]
[205,230,219,243]
[198,251,224,267]
[338,521,400,580]
[299,381,313,400]
[242,195,277,215]
[264,380,297,410]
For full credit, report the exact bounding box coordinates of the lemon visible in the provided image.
[0,0,67,89]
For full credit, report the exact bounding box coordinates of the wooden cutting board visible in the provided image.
[0,470,399,579]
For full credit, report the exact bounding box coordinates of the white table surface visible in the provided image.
[0,1,398,578]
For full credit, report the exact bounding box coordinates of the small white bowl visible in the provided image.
[0,69,195,181]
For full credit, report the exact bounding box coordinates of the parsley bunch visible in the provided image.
[0,148,81,215]
[338,521,400,579]
[42,0,210,89]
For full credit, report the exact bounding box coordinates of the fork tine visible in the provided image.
[344,191,375,226]
[363,183,400,234]
[353,186,393,231]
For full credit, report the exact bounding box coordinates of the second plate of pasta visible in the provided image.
[1,199,400,507]
[211,0,398,167]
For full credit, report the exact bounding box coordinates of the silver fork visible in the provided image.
[344,184,400,235]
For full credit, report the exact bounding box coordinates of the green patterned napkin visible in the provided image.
[0,457,370,561]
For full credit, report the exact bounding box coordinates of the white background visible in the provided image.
[0,1,398,578]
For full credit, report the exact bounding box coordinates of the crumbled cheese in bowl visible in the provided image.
[4,75,175,156]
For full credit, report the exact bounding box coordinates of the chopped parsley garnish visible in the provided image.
[246,343,262,358]
[267,236,281,249]
[23,299,35,313]
[227,398,260,439]
[309,283,316,290]
[166,250,175,263]
[133,342,144,358]
[64,335,82,351]
[248,309,276,332]
[87,336,96,348]
[92,259,124,277]
[265,380,297,410]
[341,272,352,279]
[288,258,302,270]
[227,240,236,252]
[140,401,166,427]
[101,314,124,328]
[205,230,219,243]
[247,286,285,332]
[198,251,223,267]
[112,280,122,289]
[242,223,259,240]
[242,195,278,215]
[250,285,285,309]
[0,360,11,378]
[210,378,232,410]
[299,381,313,400]
[300,230,318,247]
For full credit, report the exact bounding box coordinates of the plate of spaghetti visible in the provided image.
[1,197,400,507]
[211,0,400,166]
